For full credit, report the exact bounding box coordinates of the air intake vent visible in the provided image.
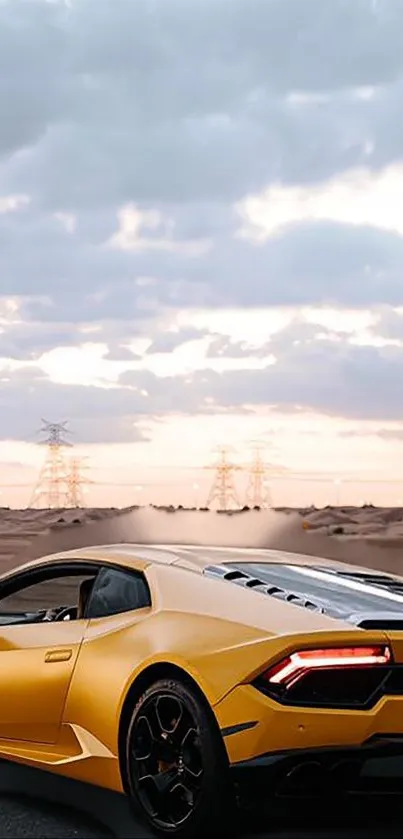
[204,565,324,613]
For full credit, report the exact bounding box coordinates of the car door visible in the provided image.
[0,563,97,745]
[62,565,153,748]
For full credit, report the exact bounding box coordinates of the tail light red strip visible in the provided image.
[263,645,391,689]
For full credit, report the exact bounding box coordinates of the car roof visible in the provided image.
[25,543,353,574]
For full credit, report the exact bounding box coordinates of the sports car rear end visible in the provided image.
[204,558,403,803]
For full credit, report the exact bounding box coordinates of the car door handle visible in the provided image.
[44,649,73,663]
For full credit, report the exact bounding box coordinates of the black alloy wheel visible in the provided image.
[125,678,236,837]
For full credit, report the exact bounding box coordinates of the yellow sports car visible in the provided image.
[1,542,403,836]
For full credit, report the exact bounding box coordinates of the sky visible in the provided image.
[2,0,403,508]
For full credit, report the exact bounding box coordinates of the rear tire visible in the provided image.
[125,677,237,837]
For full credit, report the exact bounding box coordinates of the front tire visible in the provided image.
[125,677,236,837]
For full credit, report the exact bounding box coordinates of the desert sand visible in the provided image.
[0,502,403,577]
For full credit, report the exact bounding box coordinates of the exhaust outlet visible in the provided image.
[330,758,361,790]
[276,760,326,797]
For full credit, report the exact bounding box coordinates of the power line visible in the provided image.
[28,420,72,509]
[65,456,94,508]
[205,446,241,510]
[244,442,272,508]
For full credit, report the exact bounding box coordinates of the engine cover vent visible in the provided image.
[204,564,325,613]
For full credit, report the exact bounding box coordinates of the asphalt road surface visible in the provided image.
[0,762,401,839]
[0,795,402,839]
[0,795,111,838]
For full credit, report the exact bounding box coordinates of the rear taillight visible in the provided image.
[255,645,392,709]
[263,645,391,689]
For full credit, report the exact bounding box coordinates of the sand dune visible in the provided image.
[0,503,403,579]
[0,506,134,572]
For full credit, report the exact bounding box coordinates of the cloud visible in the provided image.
[0,367,157,443]
[3,315,403,444]
[0,194,30,214]
[189,337,403,421]
[109,203,211,256]
[339,427,403,441]
[237,164,403,241]
[0,321,81,360]
[2,0,402,216]
[2,0,403,440]
[372,306,403,341]
[146,328,207,355]
[4,208,403,318]
[1,0,403,320]
[181,221,403,308]
[375,428,403,441]
[205,335,265,359]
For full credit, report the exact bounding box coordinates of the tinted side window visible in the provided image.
[0,574,95,613]
[86,567,151,618]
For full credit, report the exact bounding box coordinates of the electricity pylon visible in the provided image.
[244,442,272,508]
[29,420,71,509]
[65,456,93,508]
[205,446,241,510]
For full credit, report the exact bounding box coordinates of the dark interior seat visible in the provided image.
[77,577,95,619]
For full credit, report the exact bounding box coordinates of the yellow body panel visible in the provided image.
[0,619,86,743]
[214,684,403,764]
[0,543,402,793]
